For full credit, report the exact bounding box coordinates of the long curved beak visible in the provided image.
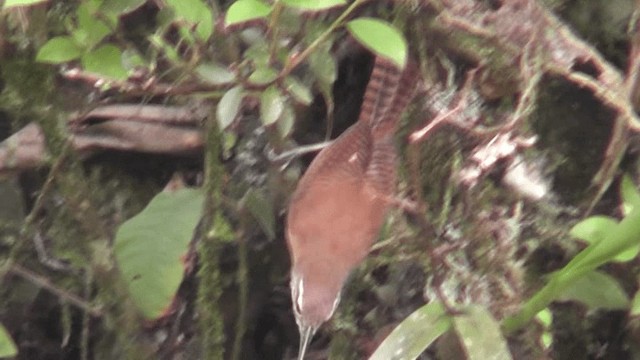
[297,325,316,360]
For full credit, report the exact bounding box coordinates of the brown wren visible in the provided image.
[285,56,417,359]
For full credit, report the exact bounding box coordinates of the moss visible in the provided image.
[196,113,228,359]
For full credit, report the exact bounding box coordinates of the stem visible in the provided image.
[501,278,559,334]
[268,0,285,64]
[231,227,248,360]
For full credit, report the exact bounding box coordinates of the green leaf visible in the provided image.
[244,38,270,66]
[571,216,640,262]
[222,132,238,159]
[196,63,235,85]
[0,324,17,357]
[121,49,146,70]
[260,86,285,126]
[74,2,112,48]
[285,76,313,105]
[631,290,640,316]
[541,332,552,349]
[370,302,452,360]
[166,0,214,41]
[4,0,47,8]
[308,43,337,85]
[36,36,82,63]
[454,305,512,360]
[82,44,128,80]
[346,18,407,68]
[72,22,111,49]
[535,309,553,349]
[248,66,278,85]
[281,0,346,11]
[225,0,272,27]
[115,188,204,319]
[101,0,147,16]
[535,308,552,328]
[570,216,617,245]
[277,103,295,138]
[149,34,181,64]
[503,206,640,333]
[563,206,640,276]
[241,188,275,240]
[621,174,640,216]
[308,43,335,130]
[557,270,629,310]
[217,86,245,130]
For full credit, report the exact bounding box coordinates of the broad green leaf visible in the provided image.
[0,324,17,357]
[277,104,295,138]
[115,188,204,319]
[225,0,272,27]
[621,174,640,216]
[561,206,640,277]
[217,86,245,130]
[570,216,617,245]
[36,36,82,63]
[82,44,127,80]
[166,0,214,41]
[571,216,640,262]
[260,86,285,126]
[285,76,313,105]
[557,270,629,310]
[196,63,235,85]
[454,305,512,360]
[241,188,275,240]
[346,18,407,68]
[281,0,345,11]
[370,302,452,360]
[4,0,47,8]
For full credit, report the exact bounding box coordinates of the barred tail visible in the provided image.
[358,56,418,137]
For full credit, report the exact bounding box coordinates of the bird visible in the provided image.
[285,55,418,359]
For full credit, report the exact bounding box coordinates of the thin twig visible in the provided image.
[9,263,102,317]
[266,141,332,163]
